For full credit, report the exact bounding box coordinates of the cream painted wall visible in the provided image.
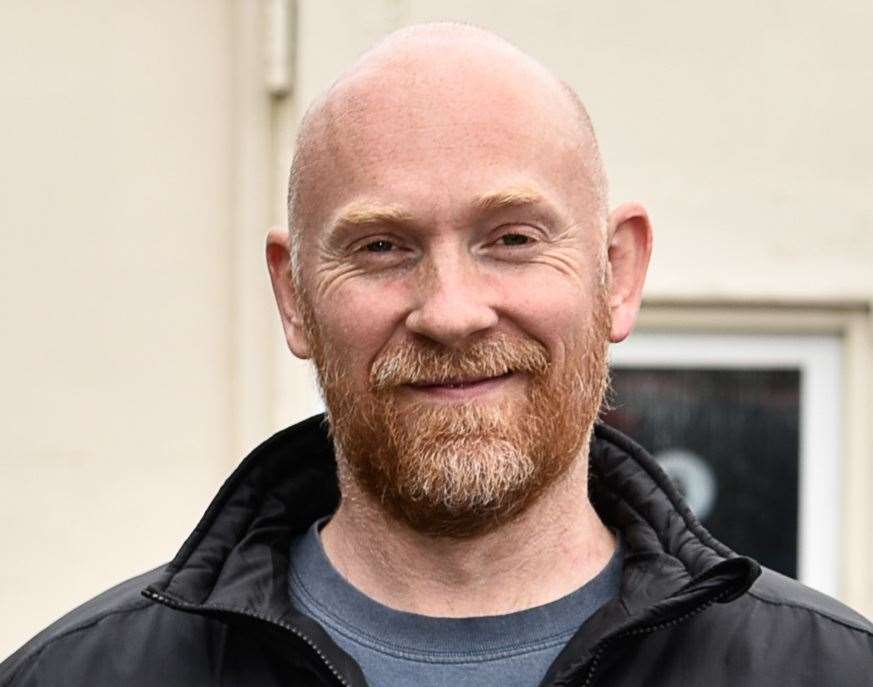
[2,0,871,661]
[0,1,236,660]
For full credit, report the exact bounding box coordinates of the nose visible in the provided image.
[404,247,499,348]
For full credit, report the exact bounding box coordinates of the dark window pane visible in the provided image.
[602,367,800,579]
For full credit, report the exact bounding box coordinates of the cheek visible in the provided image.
[316,282,408,380]
[499,271,602,363]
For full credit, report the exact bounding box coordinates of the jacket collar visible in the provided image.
[589,424,759,612]
[144,415,759,672]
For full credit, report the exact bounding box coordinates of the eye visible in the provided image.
[364,239,395,252]
[498,233,533,247]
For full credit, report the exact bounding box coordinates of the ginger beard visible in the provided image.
[302,281,612,538]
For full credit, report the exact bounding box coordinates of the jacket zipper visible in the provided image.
[142,589,351,687]
[579,588,733,687]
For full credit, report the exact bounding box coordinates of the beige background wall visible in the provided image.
[2,0,871,660]
[0,0,238,658]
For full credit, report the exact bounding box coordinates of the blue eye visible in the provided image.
[499,233,531,246]
[365,240,394,252]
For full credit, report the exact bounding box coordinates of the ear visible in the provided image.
[606,202,653,343]
[265,227,312,359]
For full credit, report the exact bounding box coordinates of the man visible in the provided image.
[2,23,871,687]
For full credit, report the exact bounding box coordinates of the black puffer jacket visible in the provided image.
[2,416,871,685]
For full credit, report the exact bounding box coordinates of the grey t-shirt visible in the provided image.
[288,519,622,687]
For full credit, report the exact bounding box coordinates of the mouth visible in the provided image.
[404,371,516,399]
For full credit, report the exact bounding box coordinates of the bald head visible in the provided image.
[286,23,608,280]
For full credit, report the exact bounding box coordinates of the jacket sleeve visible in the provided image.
[0,625,76,687]
[1,649,46,687]
[0,598,224,687]
[0,605,151,686]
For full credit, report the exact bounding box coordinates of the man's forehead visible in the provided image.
[308,75,583,202]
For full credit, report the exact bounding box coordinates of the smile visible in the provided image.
[405,371,516,399]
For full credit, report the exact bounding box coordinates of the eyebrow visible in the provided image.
[473,186,547,213]
[325,186,554,243]
[330,203,414,231]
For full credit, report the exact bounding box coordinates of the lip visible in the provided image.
[404,371,515,400]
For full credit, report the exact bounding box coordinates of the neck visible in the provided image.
[320,451,616,617]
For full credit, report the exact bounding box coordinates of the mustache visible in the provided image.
[369,334,550,390]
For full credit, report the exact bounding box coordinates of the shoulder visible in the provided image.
[745,567,873,636]
[0,566,226,687]
[637,568,872,685]
[704,567,873,679]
